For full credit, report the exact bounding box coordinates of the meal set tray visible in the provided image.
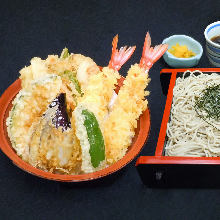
[136,68,220,188]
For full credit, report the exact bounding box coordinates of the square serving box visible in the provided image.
[136,68,220,188]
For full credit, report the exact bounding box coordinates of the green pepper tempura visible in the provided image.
[82,109,105,168]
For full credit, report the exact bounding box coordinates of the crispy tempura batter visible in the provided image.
[104,64,150,164]
[29,117,81,174]
[72,35,136,173]
[76,67,120,124]
[9,50,100,174]
[73,67,120,173]
[20,53,99,91]
[6,75,62,161]
[46,54,99,89]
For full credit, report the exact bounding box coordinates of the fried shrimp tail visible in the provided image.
[139,32,168,71]
[108,35,136,71]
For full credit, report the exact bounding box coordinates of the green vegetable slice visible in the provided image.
[60,48,69,58]
[72,77,81,95]
[63,70,82,95]
[63,70,77,77]
[82,109,105,168]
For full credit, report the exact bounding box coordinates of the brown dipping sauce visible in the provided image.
[211,35,220,45]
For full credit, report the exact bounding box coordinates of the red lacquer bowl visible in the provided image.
[0,78,150,182]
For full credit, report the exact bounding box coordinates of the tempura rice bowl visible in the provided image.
[0,78,150,182]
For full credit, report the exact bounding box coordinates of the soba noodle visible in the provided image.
[165,70,220,157]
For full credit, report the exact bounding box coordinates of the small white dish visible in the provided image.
[162,35,203,68]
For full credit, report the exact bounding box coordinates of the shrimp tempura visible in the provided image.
[104,32,168,164]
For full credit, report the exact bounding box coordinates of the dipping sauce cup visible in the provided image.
[204,21,220,67]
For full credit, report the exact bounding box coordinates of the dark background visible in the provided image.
[0,0,220,219]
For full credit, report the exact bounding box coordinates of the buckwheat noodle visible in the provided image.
[165,70,220,157]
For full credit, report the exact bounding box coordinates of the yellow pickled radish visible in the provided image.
[168,43,196,58]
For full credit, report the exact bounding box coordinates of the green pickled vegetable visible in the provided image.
[82,109,105,168]
[60,48,69,58]
[63,70,82,95]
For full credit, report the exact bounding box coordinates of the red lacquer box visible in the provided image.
[136,68,220,188]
